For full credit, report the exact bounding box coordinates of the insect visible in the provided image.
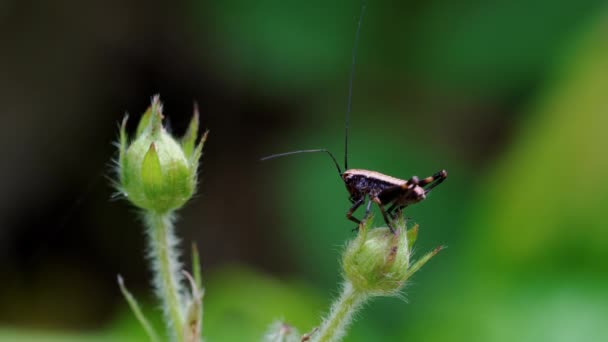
[261,4,447,233]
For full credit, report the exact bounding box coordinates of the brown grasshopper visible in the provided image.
[261,3,447,233]
[262,149,446,233]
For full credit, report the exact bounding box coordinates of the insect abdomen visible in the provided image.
[343,169,406,196]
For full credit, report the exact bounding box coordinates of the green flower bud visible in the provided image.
[342,216,442,297]
[117,95,208,213]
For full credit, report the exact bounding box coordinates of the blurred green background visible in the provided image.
[1,0,607,341]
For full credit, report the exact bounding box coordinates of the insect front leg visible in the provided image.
[364,196,374,216]
[349,196,373,231]
[346,196,365,227]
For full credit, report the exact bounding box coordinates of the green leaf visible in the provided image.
[117,275,160,342]
[203,267,324,342]
[192,243,203,291]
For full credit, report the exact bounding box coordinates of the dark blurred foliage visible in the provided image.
[0,0,607,341]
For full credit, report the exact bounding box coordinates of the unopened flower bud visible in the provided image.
[342,216,441,297]
[117,95,208,213]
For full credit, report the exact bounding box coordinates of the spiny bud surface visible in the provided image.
[117,95,208,213]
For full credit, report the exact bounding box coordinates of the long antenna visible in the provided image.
[344,1,366,171]
[261,149,343,176]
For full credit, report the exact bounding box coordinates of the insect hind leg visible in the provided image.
[419,170,448,193]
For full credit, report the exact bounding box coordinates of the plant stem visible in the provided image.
[314,281,367,342]
[146,211,185,342]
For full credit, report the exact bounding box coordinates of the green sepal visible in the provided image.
[190,130,209,177]
[141,143,163,200]
[137,95,163,139]
[135,107,152,138]
[118,115,129,183]
[182,104,200,159]
[406,224,419,250]
[182,271,203,341]
[404,245,444,281]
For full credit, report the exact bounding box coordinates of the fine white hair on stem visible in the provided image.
[145,211,187,340]
[312,281,367,342]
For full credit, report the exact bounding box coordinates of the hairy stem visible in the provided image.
[314,281,367,342]
[146,212,185,341]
